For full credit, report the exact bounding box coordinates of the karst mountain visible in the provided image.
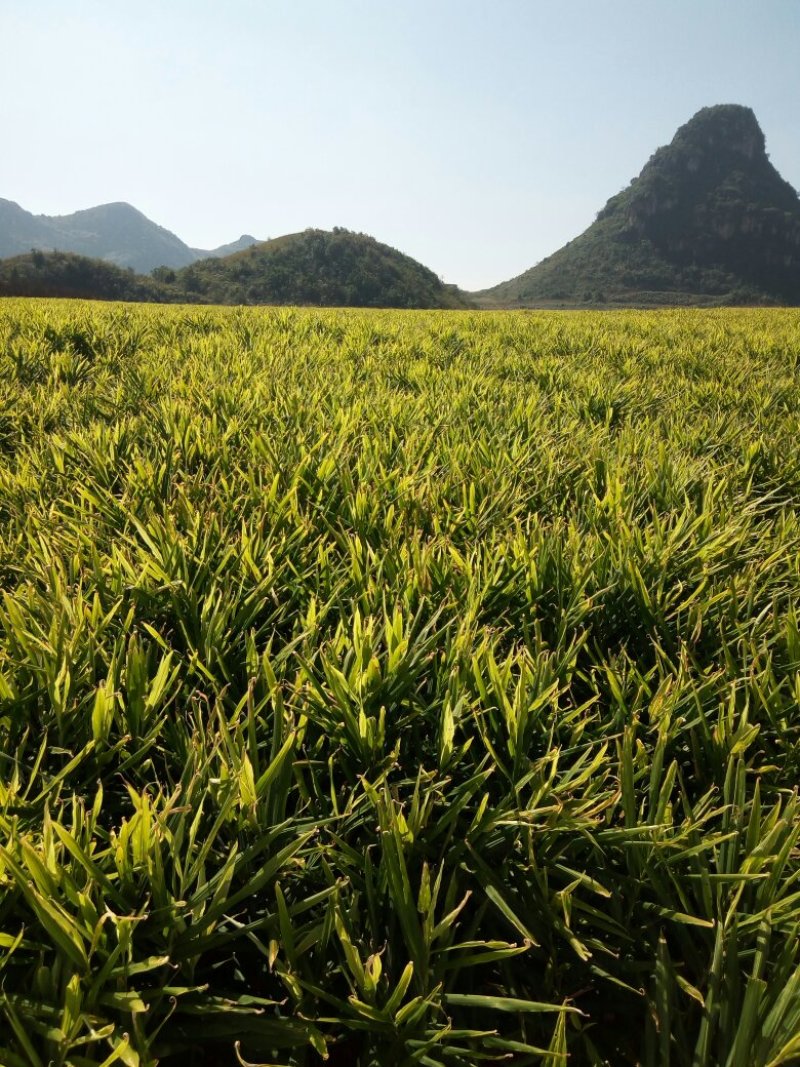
[475,105,800,307]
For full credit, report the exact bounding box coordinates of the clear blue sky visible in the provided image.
[1,1,798,289]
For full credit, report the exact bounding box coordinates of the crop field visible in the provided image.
[0,300,799,1066]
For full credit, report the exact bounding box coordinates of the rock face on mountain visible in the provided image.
[476,105,800,306]
[0,199,260,273]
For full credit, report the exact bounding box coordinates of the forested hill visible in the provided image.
[475,105,800,307]
[0,230,470,309]
[173,229,470,309]
[0,251,172,302]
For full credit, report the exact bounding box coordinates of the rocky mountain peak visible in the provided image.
[671,104,766,162]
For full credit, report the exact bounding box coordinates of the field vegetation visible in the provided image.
[0,300,799,1065]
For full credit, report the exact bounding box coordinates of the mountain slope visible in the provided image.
[0,199,261,273]
[0,198,51,258]
[476,105,800,307]
[45,202,199,271]
[177,228,471,308]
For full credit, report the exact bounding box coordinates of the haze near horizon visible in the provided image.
[1,0,798,290]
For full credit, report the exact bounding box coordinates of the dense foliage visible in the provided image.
[0,252,174,303]
[0,301,799,1066]
[477,105,800,308]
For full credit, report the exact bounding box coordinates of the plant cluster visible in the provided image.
[0,302,799,1065]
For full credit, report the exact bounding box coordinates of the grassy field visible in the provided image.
[0,300,799,1066]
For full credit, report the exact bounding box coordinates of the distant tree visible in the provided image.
[182,266,200,291]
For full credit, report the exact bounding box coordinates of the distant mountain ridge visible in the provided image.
[191,234,259,260]
[475,104,800,307]
[0,198,260,273]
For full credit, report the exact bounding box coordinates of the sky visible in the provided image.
[1,1,798,290]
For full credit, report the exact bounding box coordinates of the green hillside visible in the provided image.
[476,105,800,307]
[176,228,470,308]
